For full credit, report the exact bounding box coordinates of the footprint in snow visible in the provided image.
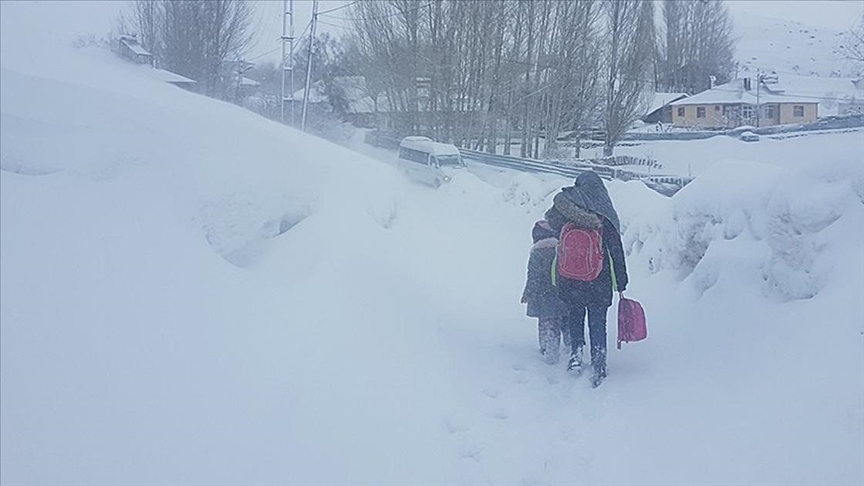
[458,443,483,462]
[485,409,509,420]
[441,415,470,435]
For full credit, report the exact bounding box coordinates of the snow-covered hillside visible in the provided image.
[2,21,864,486]
[734,10,858,78]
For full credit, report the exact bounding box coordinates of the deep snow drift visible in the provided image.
[2,35,863,486]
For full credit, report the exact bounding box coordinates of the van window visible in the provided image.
[434,154,464,167]
[399,147,429,164]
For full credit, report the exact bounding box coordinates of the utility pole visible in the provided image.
[755,70,762,128]
[301,0,319,132]
[235,59,252,105]
[280,0,295,125]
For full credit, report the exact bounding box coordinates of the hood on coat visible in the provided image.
[532,220,556,243]
[561,171,620,232]
[531,237,558,252]
[553,192,602,230]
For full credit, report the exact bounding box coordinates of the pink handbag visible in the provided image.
[617,297,647,349]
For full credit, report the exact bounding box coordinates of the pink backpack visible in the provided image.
[617,297,647,349]
[557,223,603,281]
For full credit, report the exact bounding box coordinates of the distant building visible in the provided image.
[292,77,395,129]
[117,34,153,66]
[760,73,864,117]
[643,92,688,124]
[147,68,197,90]
[113,34,197,91]
[670,78,818,128]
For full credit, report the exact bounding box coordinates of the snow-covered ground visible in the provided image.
[3,13,864,486]
[733,9,859,78]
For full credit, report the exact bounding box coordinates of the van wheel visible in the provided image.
[433,178,442,189]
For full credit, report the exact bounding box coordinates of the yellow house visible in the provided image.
[670,78,818,129]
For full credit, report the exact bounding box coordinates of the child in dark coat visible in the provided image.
[521,220,570,363]
[544,171,629,387]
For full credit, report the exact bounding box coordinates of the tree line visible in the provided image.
[118,0,254,96]
[346,0,734,156]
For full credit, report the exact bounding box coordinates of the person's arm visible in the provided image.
[605,221,629,293]
[522,250,541,302]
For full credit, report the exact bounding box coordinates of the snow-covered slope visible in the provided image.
[2,31,863,486]
[734,10,858,78]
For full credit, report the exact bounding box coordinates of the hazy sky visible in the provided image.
[248,0,864,64]
[2,1,862,67]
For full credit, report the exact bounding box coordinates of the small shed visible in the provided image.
[117,35,153,66]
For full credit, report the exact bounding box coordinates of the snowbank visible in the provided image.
[615,155,864,301]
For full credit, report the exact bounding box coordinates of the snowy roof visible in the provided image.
[120,37,152,57]
[240,76,259,87]
[291,84,328,104]
[670,79,818,106]
[645,92,688,116]
[347,94,394,114]
[148,68,196,85]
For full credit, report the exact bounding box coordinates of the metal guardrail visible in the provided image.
[459,148,693,196]
[363,131,692,196]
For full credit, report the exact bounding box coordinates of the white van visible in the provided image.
[397,136,466,188]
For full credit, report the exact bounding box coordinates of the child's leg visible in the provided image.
[538,318,559,362]
[567,304,587,356]
[538,319,548,354]
[550,316,570,348]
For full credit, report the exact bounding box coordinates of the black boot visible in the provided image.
[590,345,607,388]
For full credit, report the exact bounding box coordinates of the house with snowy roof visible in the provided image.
[643,92,688,124]
[670,77,818,129]
[117,34,153,66]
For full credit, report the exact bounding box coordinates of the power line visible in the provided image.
[318,1,359,16]
[248,19,314,62]
[318,19,347,29]
[321,2,433,22]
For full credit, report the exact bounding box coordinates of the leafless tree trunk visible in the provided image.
[844,10,864,67]
[659,0,735,94]
[122,0,253,96]
[602,0,655,156]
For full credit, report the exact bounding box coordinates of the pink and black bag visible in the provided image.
[557,222,604,281]
[617,297,647,349]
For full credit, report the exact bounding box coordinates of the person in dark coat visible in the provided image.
[521,220,570,364]
[545,171,629,387]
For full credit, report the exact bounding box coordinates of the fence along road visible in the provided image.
[457,148,692,197]
[363,131,692,196]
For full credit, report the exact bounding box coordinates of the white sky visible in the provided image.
[247,0,864,65]
[2,1,862,67]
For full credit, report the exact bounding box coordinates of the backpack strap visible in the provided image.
[551,251,558,287]
[608,247,618,292]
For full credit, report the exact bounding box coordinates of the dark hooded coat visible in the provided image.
[522,222,569,319]
[545,172,628,308]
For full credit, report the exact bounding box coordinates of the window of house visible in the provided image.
[697,107,706,118]
[794,105,804,117]
[742,105,754,120]
[765,105,775,119]
[677,107,685,117]
[715,105,721,111]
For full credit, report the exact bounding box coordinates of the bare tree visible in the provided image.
[659,0,735,94]
[345,0,606,159]
[121,0,254,96]
[542,0,603,158]
[843,10,864,69]
[602,0,655,156]
[121,0,163,58]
